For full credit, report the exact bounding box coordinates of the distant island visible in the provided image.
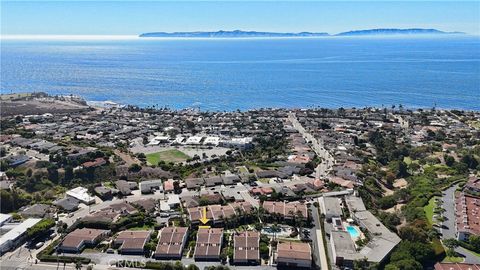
[139,30,329,38]
[336,28,464,36]
[139,28,464,38]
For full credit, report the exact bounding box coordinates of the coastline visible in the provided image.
[2,92,479,113]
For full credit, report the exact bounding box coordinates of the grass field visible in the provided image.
[128,224,154,230]
[0,93,32,100]
[146,149,190,165]
[424,196,437,225]
[442,256,463,263]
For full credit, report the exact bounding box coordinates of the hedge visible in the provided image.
[37,238,91,264]
[38,255,91,264]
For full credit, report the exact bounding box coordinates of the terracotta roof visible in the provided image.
[234,231,260,262]
[82,157,106,168]
[116,230,150,251]
[277,242,311,261]
[455,193,480,236]
[61,228,108,249]
[188,202,253,223]
[164,179,175,192]
[434,262,480,270]
[262,201,308,218]
[155,227,188,258]
[194,228,224,259]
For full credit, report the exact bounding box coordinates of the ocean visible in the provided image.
[1,36,479,111]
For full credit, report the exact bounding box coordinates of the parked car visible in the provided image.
[35,242,45,249]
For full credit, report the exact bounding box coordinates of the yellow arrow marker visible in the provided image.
[199,207,210,224]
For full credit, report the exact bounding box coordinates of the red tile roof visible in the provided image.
[455,193,480,236]
[154,227,188,258]
[116,230,150,251]
[233,231,260,262]
[277,242,311,262]
[194,228,224,259]
[187,202,253,223]
[61,228,108,250]
[262,201,308,219]
[82,157,106,168]
[434,262,480,270]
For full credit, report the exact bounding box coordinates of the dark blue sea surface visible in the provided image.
[1,37,479,110]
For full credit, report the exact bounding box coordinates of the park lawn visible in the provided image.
[467,120,480,130]
[442,256,463,263]
[424,196,437,225]
[146,149,190,165]
[258,178,270,184]
[128,224,153,231]
[404,156,413,165]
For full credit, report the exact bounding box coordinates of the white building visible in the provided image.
[0,214,12,226]
[185,136,204,145]
[166,194,180,208]
[203,136,220,146]
[139,180,163,194]
[220,137,253,149]
[173,136,185,144]
[0,218,42,255]
[66,187,95,205]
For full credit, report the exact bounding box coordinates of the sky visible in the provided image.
[1,1,480,36]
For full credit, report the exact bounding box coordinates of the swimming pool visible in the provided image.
[346,226,360,238]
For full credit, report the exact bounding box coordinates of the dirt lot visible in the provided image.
[1,99,90,116]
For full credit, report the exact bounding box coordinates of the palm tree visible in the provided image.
[271,223,280,241]
[296,210,305,233]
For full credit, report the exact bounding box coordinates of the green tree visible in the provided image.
[385,259,423,270]
[443,238,459,256]
[444,155,455,167]
[128,163,142,172]
[186,264,199,270]
[469,235,480,252]
[47,164,59,184]
[461,154,478,169]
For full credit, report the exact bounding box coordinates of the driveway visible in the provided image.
[310,199,329,270]
[440,184,457,239]
[440,184,480,264]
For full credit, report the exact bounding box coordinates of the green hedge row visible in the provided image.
[38,255,91,264]
[37,238,91,264]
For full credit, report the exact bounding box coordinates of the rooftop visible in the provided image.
[233,231,260,262]
[155,227,188,258]
[455,193,480,236]
[262,201,308,219]
[116,230,150,251]
[277,241,312,261]
[194,228,224,259]
[0,218,41,248]
[60,228,109,249]
[434,262,480,270]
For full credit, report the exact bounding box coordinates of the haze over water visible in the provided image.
[1,36,479,111]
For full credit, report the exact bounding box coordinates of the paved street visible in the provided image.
[440,184,480,264]
[310,199,329,270]
[64,252,276,270]
[287,113,334,178]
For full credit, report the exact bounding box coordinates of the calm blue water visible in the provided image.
[346,226,360,238]
[1,37,479,111]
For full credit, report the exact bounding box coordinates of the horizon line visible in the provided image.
[2,33,477,41]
